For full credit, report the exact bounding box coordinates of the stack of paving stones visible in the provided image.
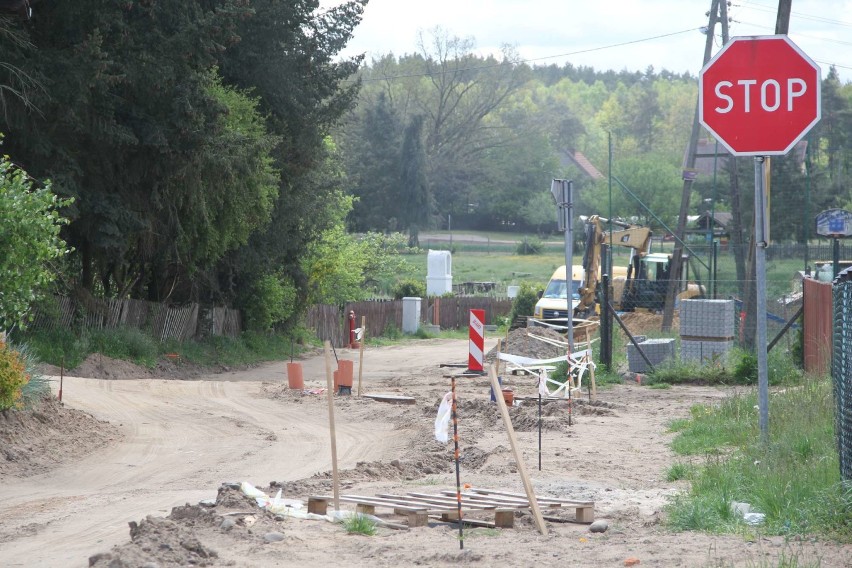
[679,299,736,363]
[627,337,676,373]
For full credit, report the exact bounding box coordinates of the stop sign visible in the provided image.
[699,35,821,156]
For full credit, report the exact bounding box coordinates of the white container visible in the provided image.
[402,297,422,334]
[426,250,452,296]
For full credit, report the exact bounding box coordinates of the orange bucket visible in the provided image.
[337,359,354,387]
[286,362,304,390]
[502,389,514,406]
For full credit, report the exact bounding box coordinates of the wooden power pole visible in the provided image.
[662,0,720,331]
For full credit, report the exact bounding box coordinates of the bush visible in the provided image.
[392,279,426,300]
[515,236,543,255]
[509,282,541,323]
[243,273,298,332]
[0,340,29,410]
[733,350,757,384]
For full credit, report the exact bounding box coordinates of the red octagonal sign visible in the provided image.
[699,35,821,156]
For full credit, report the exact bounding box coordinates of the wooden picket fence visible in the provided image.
[29,296,241,340]
[30,295,513,348]
[305,297,514,347]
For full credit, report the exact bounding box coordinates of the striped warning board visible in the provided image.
[468,309,485,372]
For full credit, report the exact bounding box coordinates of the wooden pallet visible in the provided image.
[307,488,594,528]
[440,488,595,523]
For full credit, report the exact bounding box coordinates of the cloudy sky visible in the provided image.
[319,0,852,82]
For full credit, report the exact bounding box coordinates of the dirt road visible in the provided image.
[0,340,436,567]
[1,337,849,567]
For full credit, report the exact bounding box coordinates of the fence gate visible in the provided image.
[833,269,852,481]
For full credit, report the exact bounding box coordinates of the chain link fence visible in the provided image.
[832,268,852,481]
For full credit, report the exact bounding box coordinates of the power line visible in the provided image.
[734,1,852,28]
[733,19,852,47]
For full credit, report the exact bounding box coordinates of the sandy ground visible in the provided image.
[1,332,850,567]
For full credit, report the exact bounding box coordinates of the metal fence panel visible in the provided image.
[832,276,852,481]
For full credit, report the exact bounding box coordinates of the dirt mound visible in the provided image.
[485,326,568,362]
[89,505,223,568]
[39,353,229,381]
[0,396,120,478]
[617,311,679,336]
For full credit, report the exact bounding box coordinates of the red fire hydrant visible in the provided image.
[348,310,358,348]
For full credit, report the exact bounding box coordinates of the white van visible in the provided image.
[532,265,584,324]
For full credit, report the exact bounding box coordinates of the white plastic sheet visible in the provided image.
[434,391,453,443]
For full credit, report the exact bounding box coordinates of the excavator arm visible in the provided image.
[576,215,652,316]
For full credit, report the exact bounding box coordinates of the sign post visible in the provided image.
[699,35,821,441]
[816,209,852,278]
[551,179,574,350]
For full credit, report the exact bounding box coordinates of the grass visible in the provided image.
[342,513,377,536]
[665,375,852,540]
[16,325,321,370]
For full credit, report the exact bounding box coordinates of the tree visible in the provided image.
[0,148,71,329]
[342,91,404,231]
[399,114,429,244]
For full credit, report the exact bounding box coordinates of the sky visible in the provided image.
[319,0,852,83]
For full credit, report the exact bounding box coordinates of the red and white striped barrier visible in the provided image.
[468,309,485,372]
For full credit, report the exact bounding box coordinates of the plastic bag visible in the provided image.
[434,391,453,443]
[538,368,550,397]
[240,481,268,499]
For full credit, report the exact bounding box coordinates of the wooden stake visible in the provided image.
[323,341,340,511]
[451,375,463,549]
[495,338,502,378]
[488,366,548,535]
[357,316,366,397]
[585,328,596,399]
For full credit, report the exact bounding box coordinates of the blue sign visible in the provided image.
[816,209,852,238]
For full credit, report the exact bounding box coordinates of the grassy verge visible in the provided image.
[665,376,852,541]
[16,326,321,370]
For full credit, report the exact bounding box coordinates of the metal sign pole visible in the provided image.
[551,180,575,350]
[754,157,770,441]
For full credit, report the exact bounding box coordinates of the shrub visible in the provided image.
[243,273,298,332]
[392,279,426,299]
[733,350,757,384]
[515,236,543,255]
[0,340,29,410]
[509,282,541,323]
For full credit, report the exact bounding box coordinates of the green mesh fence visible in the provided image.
[832,272,852,481]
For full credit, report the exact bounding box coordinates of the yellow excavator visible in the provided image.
[576,215,704,317]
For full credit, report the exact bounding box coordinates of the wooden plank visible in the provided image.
[440,491,532,509]
[394,493,496,510]
[488,366,548,535]
[357,316,365,397]
[468,488,594,507]
[323,342,340,512]
[431,515,496,529]
[362,394,416,405]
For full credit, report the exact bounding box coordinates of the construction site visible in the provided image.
[1,317,849,567]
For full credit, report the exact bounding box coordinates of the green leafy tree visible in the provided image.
[0,150,72,329]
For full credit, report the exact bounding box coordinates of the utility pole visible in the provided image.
[662,0,720,331]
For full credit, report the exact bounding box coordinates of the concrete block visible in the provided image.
[679,299,736,338]
[627,338,676,373]
[680,339,734,363]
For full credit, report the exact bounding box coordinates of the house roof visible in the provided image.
[695,211,733,229]
[561,149,605,180]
